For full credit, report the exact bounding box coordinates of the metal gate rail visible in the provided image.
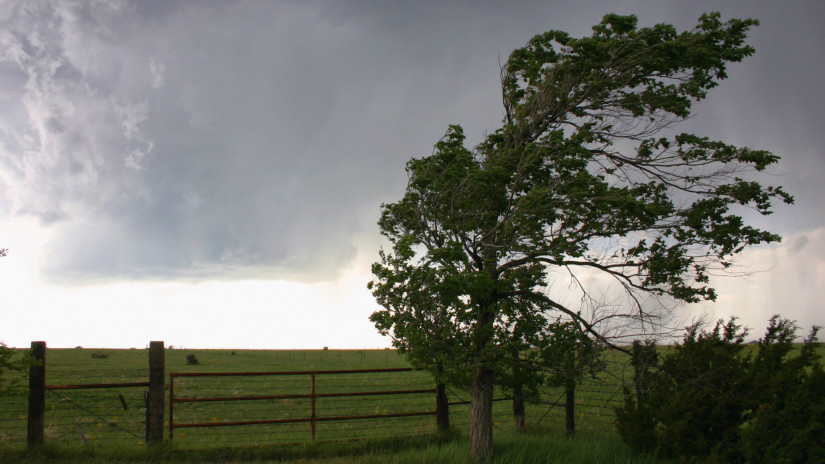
[169,367,435,441]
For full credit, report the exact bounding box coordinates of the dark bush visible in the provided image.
[0,342,35,392]
[186,354,199,365]
[615,340,659,452]
[736,324,825,464]
[616,316,823,463]
[91,351,109,359]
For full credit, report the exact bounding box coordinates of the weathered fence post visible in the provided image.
[565,380,576,437]
[436,382,449,432]
[27,341,46,448]
[310,374,317,439]
[146,341,165,446]
[435,362,449,432]
[512,382,526,430]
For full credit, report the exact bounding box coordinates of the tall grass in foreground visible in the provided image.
[355,428,671,464]
[0,426,670,464]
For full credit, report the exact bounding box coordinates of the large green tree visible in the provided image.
[369,13,791,463]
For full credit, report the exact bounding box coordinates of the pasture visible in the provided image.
[0,346,646,463]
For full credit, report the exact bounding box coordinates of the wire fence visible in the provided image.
[44,387,147,447]
[1,346,634,450]
[0,378,27,446]
[446,379,627,436]
[43,360,150,448]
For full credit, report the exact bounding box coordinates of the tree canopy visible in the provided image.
[369,12,791,463]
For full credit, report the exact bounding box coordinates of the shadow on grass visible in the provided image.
[0,431,457,464]
[0,427,669,464]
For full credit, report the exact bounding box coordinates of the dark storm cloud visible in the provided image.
[664,1,825,235]
[0,0,822,283]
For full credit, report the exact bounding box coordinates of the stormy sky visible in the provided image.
[1,0,823,348]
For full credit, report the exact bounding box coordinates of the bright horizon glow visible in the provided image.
[1,218,390,349]
[3,218,823,349]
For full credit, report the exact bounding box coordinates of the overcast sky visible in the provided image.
[1,0,823,349]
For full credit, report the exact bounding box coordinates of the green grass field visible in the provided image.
[0,347,645,463]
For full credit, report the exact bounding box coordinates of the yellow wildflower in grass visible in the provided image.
[212,416,220,423]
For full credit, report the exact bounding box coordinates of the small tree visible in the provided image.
[537,319,603,436]
[370,13,791,462]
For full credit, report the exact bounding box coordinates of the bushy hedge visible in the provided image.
[0,342,35,394]
[616,316,824,463]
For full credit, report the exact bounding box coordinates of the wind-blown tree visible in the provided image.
[369,13,791,463]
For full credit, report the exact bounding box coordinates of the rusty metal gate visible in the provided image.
[168,367,439,446]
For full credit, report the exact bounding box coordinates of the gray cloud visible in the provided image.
[789,235,809,255]
[1,0,823,284]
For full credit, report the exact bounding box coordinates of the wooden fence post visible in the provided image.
[27,341,46,448]
[565,381,576,437]
[436,382,449,432]
[146,341,165,446]
[310,374,316,439]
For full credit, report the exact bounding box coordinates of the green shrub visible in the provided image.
[186,354,199,365]
[0,342,34,393]
[615,340,659,452]
[736,324,824,464]
[91,351,109,359]
[616,316,823,463]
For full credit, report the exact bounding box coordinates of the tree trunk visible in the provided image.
[470,366,495,463]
